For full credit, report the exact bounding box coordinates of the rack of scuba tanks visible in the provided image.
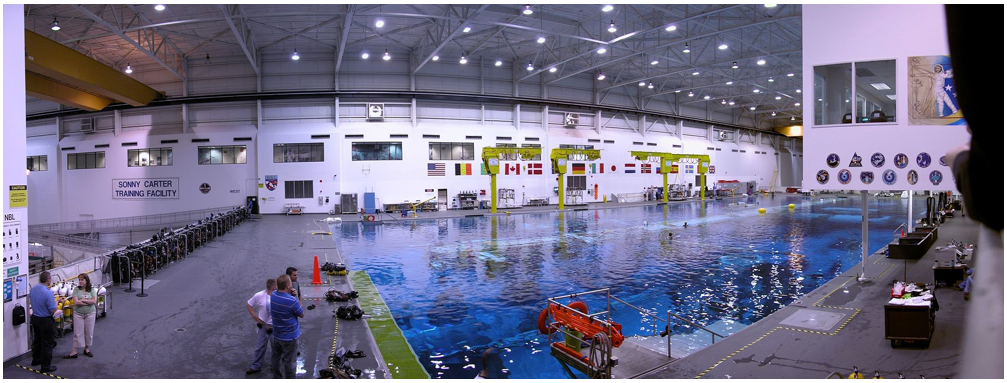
[107,207,249,297]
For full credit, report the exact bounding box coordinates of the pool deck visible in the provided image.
[643,214,980,379]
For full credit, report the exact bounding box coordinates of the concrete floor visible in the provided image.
[643,215,979,379]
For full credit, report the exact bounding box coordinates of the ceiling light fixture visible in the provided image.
[772,111,777,116]
[51,17,60,31]
[703,95,711,100]
[383,49,391,61]
[154,4,166,11]
[728,100,735,105]
[549,67,557,73]
[791,116,796,121]
[291,49,300,60]
[750,106,756,111]
[608,21,617,33]
[692,71,700,76]
[523,5,533,15]
[639,81,646,86]
[683,43,690,53]
[361,52,369,59]
[768,77,775,82]
[537,36,546,44]
[651,59,659,65]
[597,47,607,54]
[718,43,728,50]
[765,4,777,8]
[597,72,606,81]
[463,26,472,33]
[732,61,739,69]
[721,99,727,105]
[787,73,794,77]
[886,94,896,100]
[648,82,654,89]
[757,59,766,65]
[870,83,891,90]
[460,56,468,64]
[495,60,503,66]
[432,55,439,61]
[602,5,614,12]
[688,91,694,97]
[674,90,681,93]
[665,25,677,32]
[795,102,801,106]
[726,81,733,85]
[526,62,534,71]
[796,89,802,93]
[124,63,133,74]
[775,96,782,100]
[375,19,385,28]
[205,54,211,64]
[753,89,760,93]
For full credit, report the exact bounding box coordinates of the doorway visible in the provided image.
[437,189,448,211]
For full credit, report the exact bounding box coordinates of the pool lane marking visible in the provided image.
[15,364,65,379]
[696,276,864,378]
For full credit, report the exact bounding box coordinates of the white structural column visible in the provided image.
[907,192,913,234]
[859,190,869,282]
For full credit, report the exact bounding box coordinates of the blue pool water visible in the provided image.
[333,195,922,379]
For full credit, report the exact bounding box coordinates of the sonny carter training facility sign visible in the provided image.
[113,178,180,199]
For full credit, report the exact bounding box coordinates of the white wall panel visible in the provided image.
[122,106,183,130]
[26,98,59,114]
[189,102,256,127]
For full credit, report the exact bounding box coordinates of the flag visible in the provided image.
[528,163,543,175]
[641,163,652,174]
[505,163,520,175]
[624,163,636,173]
[428,163,446,176]
[455,163,472,175]
[600,163,604,173]
[670,164,679,174]
[589,163,597,174]
[572,163,586,174]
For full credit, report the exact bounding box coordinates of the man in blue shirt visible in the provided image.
[270,274,303,379]
[30,271,59,372]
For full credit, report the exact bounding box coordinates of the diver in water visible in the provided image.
[683,222,688,228]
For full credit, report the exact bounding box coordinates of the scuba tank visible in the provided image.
[849,366,864,379]
[873,371,883,379]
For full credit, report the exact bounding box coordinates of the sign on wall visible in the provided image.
[265,175,278,191]
[908,55,963,126]
[8,185,26,208]
[112,178,179,199]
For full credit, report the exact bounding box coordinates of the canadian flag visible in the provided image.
[504,164,521,175]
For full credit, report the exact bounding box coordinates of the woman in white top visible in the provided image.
[65,274,98,358]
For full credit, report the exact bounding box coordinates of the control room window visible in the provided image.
[351,142,402,161]
[854,59,896,123]
[274,143,324,163]
[27,155,48,171]
[128,148,173,167]
[198,145,247,165]
[522,144,542,161]
[67,151,105,170]
[428,142,474,161]
[284,180,314,199]
[813,63,853,125]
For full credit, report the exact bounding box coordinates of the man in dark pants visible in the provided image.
[30,271,59,372]
[270,274,304,379]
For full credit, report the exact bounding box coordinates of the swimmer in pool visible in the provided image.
[683,222,688,228]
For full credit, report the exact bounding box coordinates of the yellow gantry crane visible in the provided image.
[551,148,602,210]
[481,146,543,213]
[629,152,712,202]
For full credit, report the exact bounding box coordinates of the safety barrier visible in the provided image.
[28,205,245,234]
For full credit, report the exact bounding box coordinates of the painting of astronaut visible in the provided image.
[908,55,964,125]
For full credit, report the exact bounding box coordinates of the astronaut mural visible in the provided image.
[908,55,964,125]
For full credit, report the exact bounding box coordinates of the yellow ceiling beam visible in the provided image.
[775,125,803,137]
[25,29,162,108]
[26,72,113,112]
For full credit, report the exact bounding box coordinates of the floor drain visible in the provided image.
[175,328,186,332]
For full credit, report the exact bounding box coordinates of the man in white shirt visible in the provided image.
[246,278,276,375]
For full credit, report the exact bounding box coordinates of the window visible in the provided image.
[128,148,173,167]
[67,151,105,170]
[559,144,594,150]
[284,180,314,199]
[854,59,896,123]
[493,144,518,161]
[273,143,324,163]
[428,142,473,160]
[27,155,48,171]
[198,145,247,165]
[813,63,853,125]
[351,142,402,161]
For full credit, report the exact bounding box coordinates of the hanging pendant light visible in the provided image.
[124,63,133,74]
[383,49,391,61]
[51,17,61,31]
[291,49,300,60]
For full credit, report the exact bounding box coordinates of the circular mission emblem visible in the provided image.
[199,183,211,194]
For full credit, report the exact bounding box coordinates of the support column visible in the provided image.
[558,172,565,211]
[182,104,190,133]
[490,174,497,213]
[595,110,602,134]
[662,172,668,203]
[700,173,706,201]
[114,109,122,136]
[907,192,914,233]
[256,100,262,130]
[334,97,340,128]
[411,98,417,128]
[514,104,521,130]
[542,105,549,130]
[860,190,869,282]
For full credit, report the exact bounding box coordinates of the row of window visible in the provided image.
[27,155,48,171]
[197,145,248,165]
[813,59,897,125]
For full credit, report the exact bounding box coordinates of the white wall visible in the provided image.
[802,4,969,191]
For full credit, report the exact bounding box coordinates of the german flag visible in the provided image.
[572,163,586,174]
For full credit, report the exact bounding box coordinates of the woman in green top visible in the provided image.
[65,274,98,358]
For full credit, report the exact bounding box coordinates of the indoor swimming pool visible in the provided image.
[332,195,923,379]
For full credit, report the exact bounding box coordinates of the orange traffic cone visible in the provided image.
[901,229,905,238]
[311,255,322,285]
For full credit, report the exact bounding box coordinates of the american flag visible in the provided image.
[428,163,446,176]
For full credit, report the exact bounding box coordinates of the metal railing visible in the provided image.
[892,223,908,240]
[29,231,124,253]
[29,205,244,234]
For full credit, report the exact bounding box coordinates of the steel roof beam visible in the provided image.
[414,4,490,74]
[335,5,356,73]
[219,4,259,74]
[74,5,186,80]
